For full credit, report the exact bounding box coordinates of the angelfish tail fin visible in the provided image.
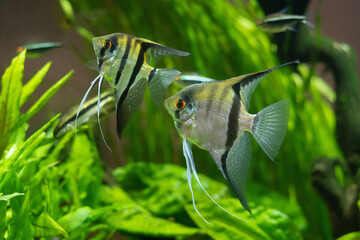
[252,100,289,161]
[148,68,181,106]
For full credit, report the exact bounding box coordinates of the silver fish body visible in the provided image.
[165,61,298,218]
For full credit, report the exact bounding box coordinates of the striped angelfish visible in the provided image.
[76,33,189,143]
[55,90,114,138]
[164,60,299,222]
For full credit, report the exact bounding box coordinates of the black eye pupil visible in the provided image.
[105,41,110,49]
[177,100,184,109]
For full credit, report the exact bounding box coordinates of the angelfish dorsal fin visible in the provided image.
[143,42,190,65]
[233,60,299,110]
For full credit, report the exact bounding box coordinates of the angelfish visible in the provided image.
[257,8,314,33]
[76,33,189,143]
[55,90,114,138]
[164,61,299,221]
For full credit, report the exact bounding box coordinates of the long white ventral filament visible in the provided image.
[97,75,112,152]
[75,75,101,136]
[183,139,247,223]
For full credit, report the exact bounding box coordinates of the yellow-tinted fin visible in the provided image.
[116,78,147,138]
[144,42,189,65]
[223,131,253,215]
[148,68,181,106]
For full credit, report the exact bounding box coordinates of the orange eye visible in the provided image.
[176,99,186,110]
[104,40,112,49]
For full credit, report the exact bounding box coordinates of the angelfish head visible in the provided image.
[164,89,195,132]
[92,33,120,86]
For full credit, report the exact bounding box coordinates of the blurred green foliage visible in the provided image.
[0,0,347,239]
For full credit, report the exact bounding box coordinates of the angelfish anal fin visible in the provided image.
[222,131,253,215]
[116,78,147,138]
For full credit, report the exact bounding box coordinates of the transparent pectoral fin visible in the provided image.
[183,140,246,222]
[148,68,181,106]
[224,131,253,215]
[182,139,210,224]
[116,78,146,138]
[176,73,216,86]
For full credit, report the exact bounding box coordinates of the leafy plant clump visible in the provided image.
[0,51,306,239]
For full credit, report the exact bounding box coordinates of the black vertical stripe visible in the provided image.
[117,41,151,110]
[221,86,241,175]
[99,47,106,58]
[225,95,240,147]
[148,68,156,84]
[109,35,118,53]
[115,36,132,85]
[98,59,103,70]
[232,81,241,98]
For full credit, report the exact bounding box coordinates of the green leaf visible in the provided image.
[247,182,307,232]
[33,212,69,239]
[0,192,24,201]
[103,202,201,237]
[58,0,75,25]
[337,231,360,240]
[186,198,303,240]
[99,185,201,237]
[58,207,92,232]
[76,26,95,42]
[0,114,60,184]
[0,200,6,239]
[112,162,230,217]
[0,70,73,141]
[8,190,32,240]
[0,50,26,156]
[62,133,103,208]
[0,193,21,239]
[20,62,51,107]
[99,185,134,205]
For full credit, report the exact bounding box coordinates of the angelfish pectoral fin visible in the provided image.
[148,68,181,106]
[183,140,247,222]
[223,131,253,215]
[116,78,147,138]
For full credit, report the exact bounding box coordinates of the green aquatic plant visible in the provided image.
[0,51,305,239]
[60,0,343,238]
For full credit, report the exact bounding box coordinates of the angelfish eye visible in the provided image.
[175,99,186,110]
[104,40,112,49]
